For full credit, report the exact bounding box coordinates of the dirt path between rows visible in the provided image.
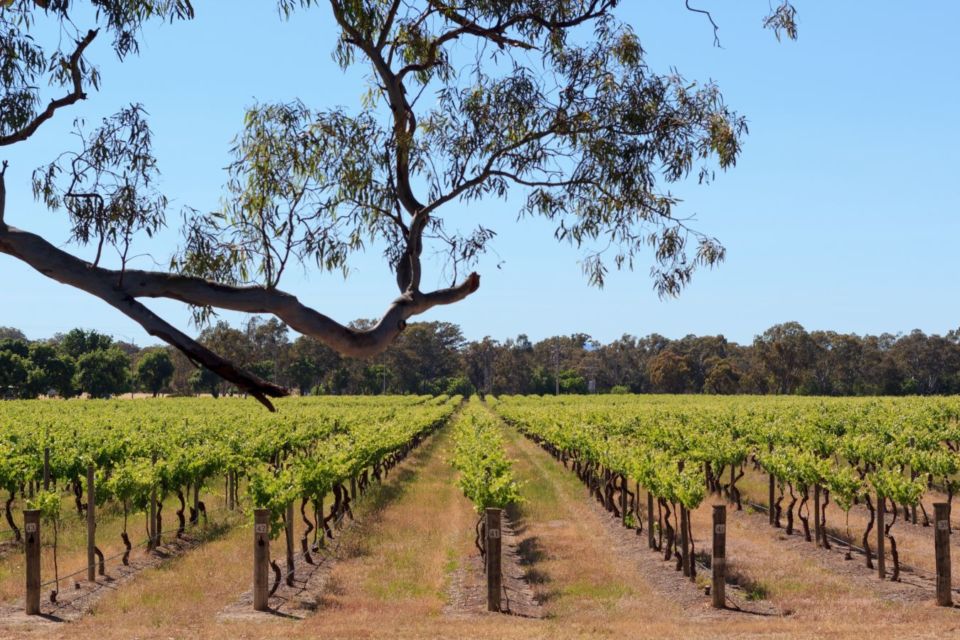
[496,412,776,621]
[219,428,450,622]
[444,509,544,618]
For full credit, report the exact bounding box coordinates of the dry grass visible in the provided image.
[0,482,238,603]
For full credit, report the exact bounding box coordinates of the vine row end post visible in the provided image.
[712,505,726,609]
[253,508,270,611]
[87,463,96,582]
[935,502,952,606]
[485,507,502,613]
[24,509,40,615]
[877,493,886,580]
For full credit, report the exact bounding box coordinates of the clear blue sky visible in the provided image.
[2,2,958,347]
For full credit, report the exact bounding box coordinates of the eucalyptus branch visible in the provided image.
[0,29,99,147]
[685,0,721,47]
[0,223,481,407]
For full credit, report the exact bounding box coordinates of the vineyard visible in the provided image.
[0,394,957,638]
[491,394,960,585]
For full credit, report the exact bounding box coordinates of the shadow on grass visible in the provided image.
[506,501,557,605]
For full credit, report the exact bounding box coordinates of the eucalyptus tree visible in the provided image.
[0,0,797,409]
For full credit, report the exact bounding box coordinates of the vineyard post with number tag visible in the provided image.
[253,509,270,611]
[485,507,502,612]
[87,463,96,582]
[935,502,952,606]
[712,505,726,609]
[24,509,40,615]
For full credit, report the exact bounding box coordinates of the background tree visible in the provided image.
[385,322,465,394]
[189,367,223,399]
[136,349,175,396]
[0,0,797,409]
[286,335,342,395]
[74,348,130,398]
[245,317,290,386]
[647,350,692,394]
[10,318,960,398]
[703,357,741,394]
[463,337,497,397]
[56,329,114,361]
[25,343,75,398]
[753,322,817,394]
[0,349,29,398]
[0,327,26,341]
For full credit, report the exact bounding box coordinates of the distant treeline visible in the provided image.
[1,320,958,399]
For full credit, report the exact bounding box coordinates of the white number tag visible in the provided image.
[937,521,950,531]
[25,523,37,533]
[488,529,501,539]
[715,524,726,535]
[254,523,268,534]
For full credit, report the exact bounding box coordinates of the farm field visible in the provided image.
[0,395,959,638]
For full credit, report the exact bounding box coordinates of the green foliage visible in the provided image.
[136,349,175,395]
[452,399,521,511]
[28,490,62,525]
[558,370,588,394]
[26,343,75,398]
[0,350,29,397]
[104,459,157,513]
[443,376,475,398]
[0,395,460,543]
[248,466,297,539]
[493,394,960,513]
[75,348,130,398]
[57,329,115,360]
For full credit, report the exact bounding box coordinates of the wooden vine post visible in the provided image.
[908,438,917,524]
[620,475,628,526]
[935,502,952,606]
[24,509,40,615]
[876,493,886,579]
[647,490,655,549]
[712,505,726,609]
[768,443,775,526]
[148,453,158,550]
[193,483,200,525]
[813,484,821,547]
[285,502,295,586]
[253,509,270,611]
[679,506,691,578]
[86,463,96,582]
[485,507,503,612]
[42,447,50,491]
